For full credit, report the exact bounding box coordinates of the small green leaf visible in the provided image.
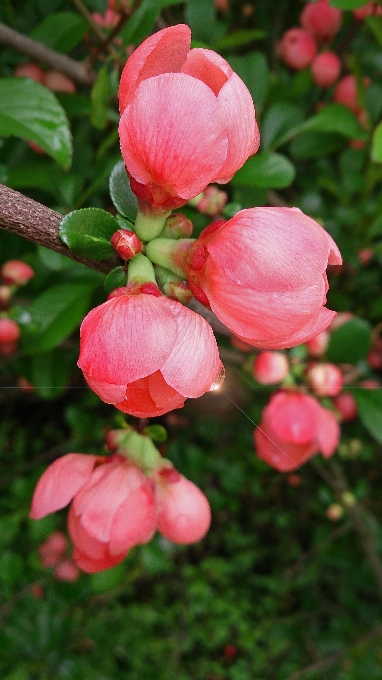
[59,208,119,260]
[301,103,367,139]
[261,103,304,151]
[372,121,382,163]
[144,425,168,443]
[290,132,345,159]
[213,29,266,52]
[30,12,87,53]
[327,318,372,364]
[231,152,295,189]
[330,0,371,7]
[30,349,72,400]
[90,65,110,131]
[104,266,127,295]
[0,78,72,169]
[365,16,382,47]
[350,388,382,444]
[109,161,138,222]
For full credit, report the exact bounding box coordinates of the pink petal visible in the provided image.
[214,73,260,180]
[119,24,191,112]
[155,474,211,544]
[73,546,125,573]
[68,504,107,561]
[109,484,156,555]
[254,425,315,472]
[119,73,228,200]
[82,372,126,403]
[114,372,185,417]
[264,392,320,444]
[206,208,339,292]
[161,301,222,397]
[181,49,229,95]
[30,453,98,520]
[78,294,176,384]
[316,407,340,457]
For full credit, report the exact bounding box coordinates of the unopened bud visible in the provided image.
[333,392,357,421]
[110,229,143,260]
[162,213,194,239]
[341,491,356,507]
[305,330,330,357]
[306,362,343,397]
[253,351,289,385]
[194,186,228,216]
[0,317,21,344]
[163,280,193,304]
[1,260,34,286]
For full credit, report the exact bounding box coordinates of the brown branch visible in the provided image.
[70,0,107,44]
[0,185,118,273]
[0,22,96,87]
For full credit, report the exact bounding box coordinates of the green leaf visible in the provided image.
[109,161,138,221]
[30,348,73,399]
[213,29,266,52]
[21,281,97,353]
[330,0,370,7]
[90,562,125,593]
[90,65,110,130]
[290,132,345,159]
[0,78,72,169]
[372,121,382,163]
[300,103,367,139]
[121,0,175,46]
[365,16,382,47]
[104,266,127,295]
[30,12,87,53]
[231,152,295,189]
[327,318,372,364]
[185,0,225,44]
[227,52,269,113]
[350,388,382,444]
[59,208,119,260]
[144,425,168,443]
[261,103,304,151]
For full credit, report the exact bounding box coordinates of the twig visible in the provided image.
[0,21,96,86]
[71,0,107,44]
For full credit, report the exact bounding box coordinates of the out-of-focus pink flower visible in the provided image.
[358,248,373,265]
[77,283,223,418]
[306,362,343,396]
[1,260,34,286]
[39,531,68,568]
[253,351,289,385]
[0,318,20,344]
[254,390,340,472]
[333,74,370,114]
[118,24,259,213]
[92,8,120,28]
[14,62,45,83]
[187,207,342,349]
[334,391,357,421]
[311,52,341,87]
[54,559,80,582]
[30,453,157,573]
[300,0,342,43]
[278,28,317,70]
[353,2,382,19]
[153,467,211,543]
[44,71,76,93]
[305,330,330,357]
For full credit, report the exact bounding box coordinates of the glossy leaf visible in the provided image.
[231,152,295,189]
[261,103,304,151]
[109,160,138,222]
[59,208,119,260]
[330,0,372,6]
[327,318,372,364]
[30,12,87,53]
[0,78,72,169]
[91,66,110,131]
[350,388,382,444]
[104,266,128,295]
[31,349,73,400]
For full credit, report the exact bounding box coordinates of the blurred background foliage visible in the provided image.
[1,0,382,678]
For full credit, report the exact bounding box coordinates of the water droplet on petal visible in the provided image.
[209,365,225,392]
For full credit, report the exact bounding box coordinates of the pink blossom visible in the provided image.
[77,283,223,418]
[187,207,342,349]
[0,318,20,344]
[278,28,317,70]
[30,453,157,573]
[54,559,80,582]
[333,74,370,115]
[1,260,34,286]
[300,0,342,43]
[38,531,68,568]
[305,330,330,357]
[254,391,340,472]
[118,24,259,212]
[334,392,357,421]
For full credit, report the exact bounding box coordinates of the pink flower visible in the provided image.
[278,28,317,70]
[118,24,259,212]
[30,453,157,573]
[39,531,68,568]
[300,0,342,43]
[187,207,342,349]
[333,74,370,115]
[253,351,289,385]
[77,283,223,417]
[254,391,340,472]
[306,362,343,396]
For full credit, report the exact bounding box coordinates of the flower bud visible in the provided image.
[333,392,357,421]
[54,559,80,582]
[253,351,289,385]
[306,362,343,397]
[44,70,76,93]
[1,260,34,286]
[14,62,45,83]
[326,503,344,521]
[192,186,228,217]
[0,317,21,344]
[0,285,12,307]
[110,229,143,260]
[333,75,370,115]
[305,330,329,357]
[162,213,194,239]
[162,279,193,304]
[278,28,317,70]
[300,0,342,43]
[311,52,341,88]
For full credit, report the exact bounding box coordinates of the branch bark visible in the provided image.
[0,22,97,87]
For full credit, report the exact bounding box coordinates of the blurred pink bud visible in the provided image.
[194,186,228,216]
[278,28,317,70]
[368,349,382,370]
[223,644,238,659]
[77,283,223,418]
[306,362,343,396]
[1,260,34,286]
[333,74,370,115]
[187,207,341,349]
[110,229,143,260]
[329,311,353,331]
[253,351,289,384]
[333,392,357,421]
[30,583,44,599]
[54,559,80,582]
[300,0,342,43]
[39,530,68,567]
[18,376,34,393]
[44,71,76,93]
[311,52,341,87]
[254,390,340,472]
[353,2,381,19]
[305,330,330,357]
[326,503,344,521]
[230,336,253,352]
[118,25,259,212]
[214,0,229,11]
[153,467,211,543]
[358,248,373,265]
[14,62,45,83]
[286,473,302,487]
[92,8,120,28]
[0,317,20,344]
[360,379,380,389]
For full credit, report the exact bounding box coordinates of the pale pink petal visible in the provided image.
[30,454,97,520]
[68,505,107,561]
[214,73,260,180]
[161,301,222,397]
[119,73,228,200]
[78,294,176,384]
[206,208,338,292]
[82,373,126,403]
[264,392,320,444]
[155,474,211,544]
[119,24,191,112]
[109,484,156,555]
[316,407,340,457]
[181,49,229,95]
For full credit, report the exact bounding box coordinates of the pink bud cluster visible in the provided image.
[0,260,34,355]
[38,531,79,582]
[30,449,211,573]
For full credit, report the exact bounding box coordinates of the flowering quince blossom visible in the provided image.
[77,282,223,418]
[254,391,340,472]
[187,207,342,349]
[118,24,259,213]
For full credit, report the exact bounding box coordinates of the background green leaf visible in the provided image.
[30,12,87,53]
[327,318,372,364]
[350,388,382,444]
[231,152,295,189]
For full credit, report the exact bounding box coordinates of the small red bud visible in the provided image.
[326,503,344,521]
[253,351,289,385]
[300,0,342,43]
[14,62,45,84]
[278,28,317,70]
[188,243,208,271]
[195,186,228,217]
[0,318,21,344]
[1,260,34,286]
[110,229,143,260]
[305,330,330,357]
[311,52,341,88]
[164,213,194,238]
[333,392,357,421]
[44,70,76,93]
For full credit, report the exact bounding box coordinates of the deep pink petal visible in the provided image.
[206,208,341,292]
[264,392,320,444]
[78,294,176,385]
[68,505,107,561]
[73,546,125,573]
[119,73,228,200]
[114,372,185,417]
[316,407,340,458]
[161,301,222,397]
[181,49,229,95]
[119,25,191,112]
[109,484,156,555]
[254,424,315,472]
[30,454,98,520]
